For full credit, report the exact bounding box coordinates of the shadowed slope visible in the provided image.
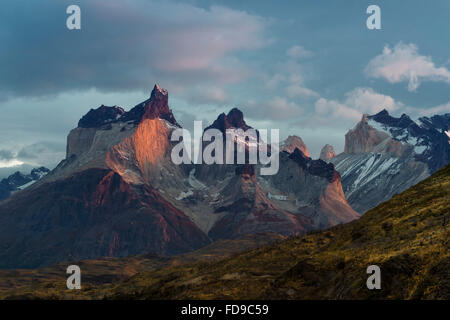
[0,168,210,269]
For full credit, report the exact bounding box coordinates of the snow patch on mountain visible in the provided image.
[367,118,428,156]
[342,154,400,196]
[0,167,50,200]
[176,189,194,200]
[188,169,207,190]
[17,180,37,190]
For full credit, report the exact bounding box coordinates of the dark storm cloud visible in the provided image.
[17,141,64,160]
[0,150,14,161]
[0,0,267,100]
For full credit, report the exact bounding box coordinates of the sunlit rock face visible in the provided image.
[121,84,179,126]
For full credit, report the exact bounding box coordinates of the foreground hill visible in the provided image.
[0,233,285,299]
[111,164,450,299]
[1,165,448,299]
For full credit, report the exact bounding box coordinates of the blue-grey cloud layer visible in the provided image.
[0,0,449,166]
[0,0,267,100]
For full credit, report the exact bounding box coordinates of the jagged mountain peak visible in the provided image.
[78,105,126,128]
[320,144,336,161]
[151,83,168,98]
[280,135,310,157]
[372,108,389,117]
[206,107,252,133]
[419,113,450,131]
[364,110,450,172]
[287,148,341,183]
[333,108,449,213]
[121,84,178,126]
[0,167,50,200]
[344,114,390,154]
[76,84,178,129]
[361,113,370,123]
[369,109,416,129]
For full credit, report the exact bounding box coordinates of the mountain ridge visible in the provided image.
[331,108,449,213]
[0,167,49,200]
[0,85,358,269]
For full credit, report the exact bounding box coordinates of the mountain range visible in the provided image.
[1,163,447,299]
[0,167,49,200]
[0,85,357,269]
[0,84,448,269]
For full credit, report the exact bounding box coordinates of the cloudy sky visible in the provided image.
[0,0,449,177]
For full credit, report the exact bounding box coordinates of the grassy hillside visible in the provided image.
[0,233,284,299]
[1,165,448,299]
[109,164,449,300]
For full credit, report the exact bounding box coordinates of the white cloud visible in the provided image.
[263,46,317,98]
[343,87,401,114]
[315,98,361,121]
[413,102,450,116]
[285,74,318,98]
[265,74,286,90]
[365,43,450,91]
[286,85,318,98]
[314,87,403,121]
[0,159,24,168]
[286,45,312,59]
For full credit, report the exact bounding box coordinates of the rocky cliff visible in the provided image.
[331,109,449,213]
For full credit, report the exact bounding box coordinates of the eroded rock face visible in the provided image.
[320,144,336,161]
[281,135,310,157]
[344,115,392,154]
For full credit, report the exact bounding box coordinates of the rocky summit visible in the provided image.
[280,135,310,157]
[320,144,336,161]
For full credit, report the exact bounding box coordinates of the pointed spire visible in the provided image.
[151,84,168,99]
